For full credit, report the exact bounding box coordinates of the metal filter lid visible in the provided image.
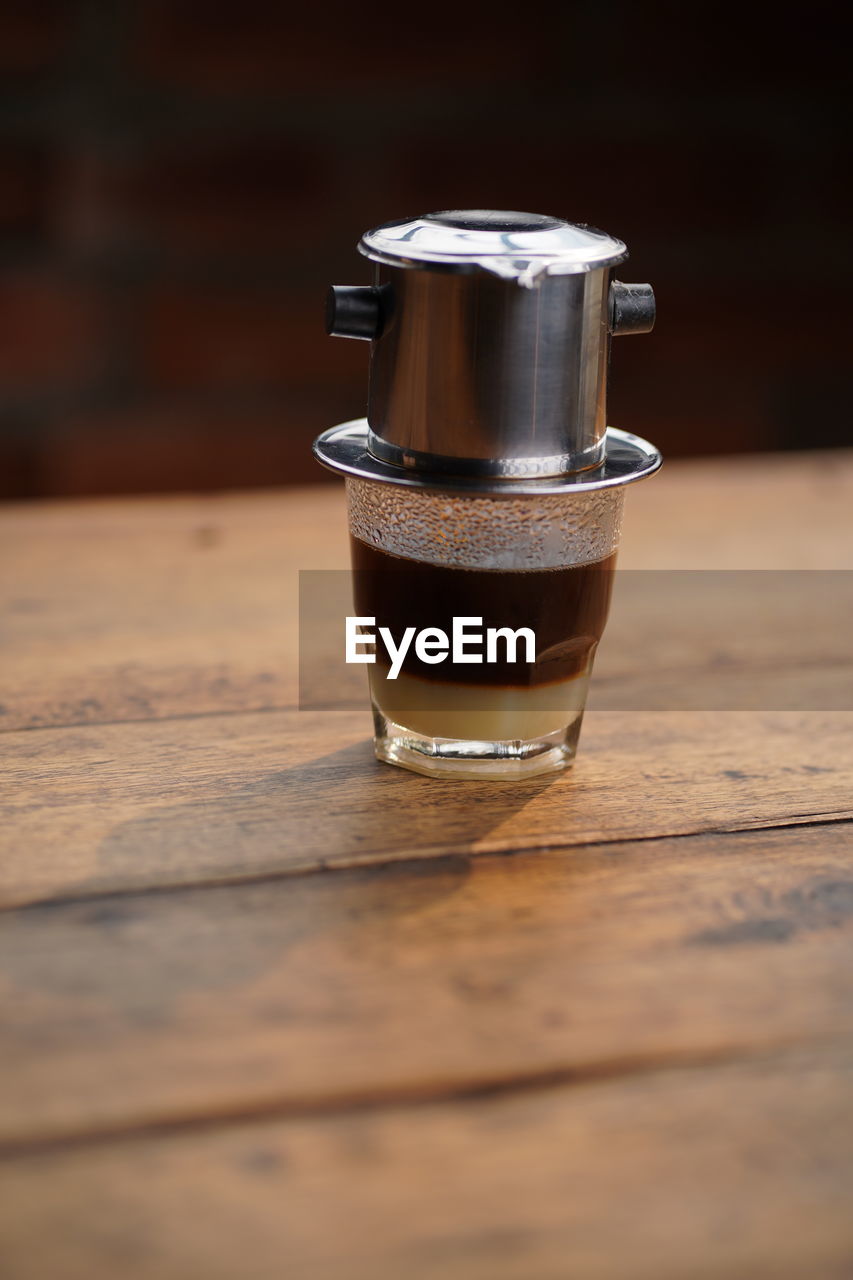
[358,210,629,284]
[315,209,661,495]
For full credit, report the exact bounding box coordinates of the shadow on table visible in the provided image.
[94,736,562,895]
[36,737,568,999]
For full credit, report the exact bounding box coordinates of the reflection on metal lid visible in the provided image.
[359,209,628,278]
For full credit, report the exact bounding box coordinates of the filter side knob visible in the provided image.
[326,285,384,341]
[609,281,656,335]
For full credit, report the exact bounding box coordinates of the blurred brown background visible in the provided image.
[0,0,849,500]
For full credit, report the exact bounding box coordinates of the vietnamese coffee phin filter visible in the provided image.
[314,210,661,779]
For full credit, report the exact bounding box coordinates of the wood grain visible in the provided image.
[0,709,851,908]
[0,822,851,1146]
[0,1045,850,1280]
[0,488,346,732]
[1,451,851,1280]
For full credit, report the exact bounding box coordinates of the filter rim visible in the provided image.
[313,420,662,496]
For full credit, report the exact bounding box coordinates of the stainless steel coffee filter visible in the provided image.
[317,210,659,489]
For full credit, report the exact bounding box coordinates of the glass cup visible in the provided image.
[346,475,624,780]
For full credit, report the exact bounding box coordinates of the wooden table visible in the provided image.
[1,450,852,1279]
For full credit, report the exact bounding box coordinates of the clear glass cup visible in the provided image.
[346,476,624,780]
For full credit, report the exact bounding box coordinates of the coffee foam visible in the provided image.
[346,477,623,571]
